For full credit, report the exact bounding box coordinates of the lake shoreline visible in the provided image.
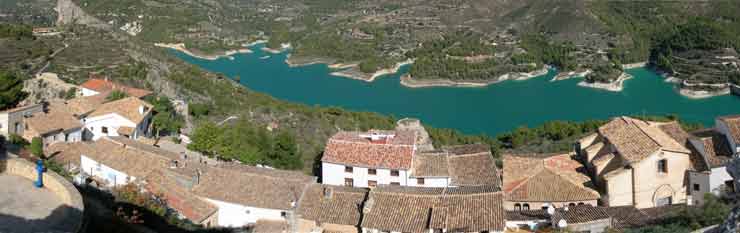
[399,66,550,88]
[155,43,251,60]
[577,72,632,92]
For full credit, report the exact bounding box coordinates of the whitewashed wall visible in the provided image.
[43,128,83,146]
[84,114,138,140]
[203,198,286,227]
[710,166,733,195]
[322,162,410,187]
[407,176,449,187]
[689,171,710,205]
[81,88,100,97]
[80,155,133,187]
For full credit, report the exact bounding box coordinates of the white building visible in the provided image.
[79,78,152,98]
[687,127,737,205]
[0,104,43,137]
[82,97,153,140]
[322,130,500,188]
[716,115,740,153]
[23,103,83,146]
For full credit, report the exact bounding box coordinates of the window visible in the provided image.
[368,168,377,175]
[281,211,287,217]
[390,182,400,186]
[102,127,109,134]
[657,159,668,173]
[578,202,584,205]
[514,203,521,211]
[522,204,530,211]
[368,180,377,187]
[344,166,353,173]
[726,180,735,193]
[569,203,576,207]
[656,196,672,207]
[693,184,700,191]
[391,170,399,177]
[417,178,425,185]
[344,178,353,187]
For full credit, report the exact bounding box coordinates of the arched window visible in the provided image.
[523,204,530,211]
[569,203,576,207]
[578,202,584,205]
[514,203,521,211]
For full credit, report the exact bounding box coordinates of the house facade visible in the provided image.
[23,103,83,146]
[579,117,692,209]
[686,125,737,205]
[322,130,418,188]
[502,153,600,210]
[0,104,43,137]
[716,115,740,153]
[82,97,152,140]
[322,129,500,188]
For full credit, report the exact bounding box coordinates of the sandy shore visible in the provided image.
[155,43,251,60]
[330,59,415,82]
[398,66,549,88]
[328,63,358,69]
[261,43,292,54]
[551,69,592,81]
[622,62,648,69]
[679,88,731,99]
[577,72,632,92]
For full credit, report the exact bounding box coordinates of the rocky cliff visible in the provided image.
[55,0,110,29]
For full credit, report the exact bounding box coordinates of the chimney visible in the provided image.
[194,169,201,185]
[323,187,333,199]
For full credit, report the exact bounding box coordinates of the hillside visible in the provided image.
[7,0,717,88]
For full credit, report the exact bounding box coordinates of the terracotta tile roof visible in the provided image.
[106,136,180,160]
[79,137,171,179]
[604,206,653,229]
[322,130,417,169]
[145,170,217,223]
[80,78,152,98]
[690,129,733,169]
[410,145,500,186]
[297,184,368,226]
[63,94,108,116]
[599,117,689,163]
[410,151,449,177]
[25,103,82,135]
[503,154,599,202]
[446,149,500,187]
[552,205,610,224]
[88,97,153,124]
[253,220,288,233]
[191,165,315,210]
[718,115,740,145]
[361,185,504,233]
[505,209,549,221]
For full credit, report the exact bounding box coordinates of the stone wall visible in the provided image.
[0,158,85,233]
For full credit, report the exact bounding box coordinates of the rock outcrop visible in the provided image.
[56,0,110,29]
[396,118,435,151]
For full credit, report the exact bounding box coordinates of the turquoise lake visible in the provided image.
[173,45,740,136]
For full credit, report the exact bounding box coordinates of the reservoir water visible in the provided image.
[173,44,740,136]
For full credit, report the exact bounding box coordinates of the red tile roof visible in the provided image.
[503,154,599,202]
[322,130,417,170]
[719,115,740,145]
[80,78,152,98]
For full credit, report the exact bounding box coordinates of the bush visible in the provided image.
[8,134,28,145]
[189,103,210,117]
[30,137,44,159]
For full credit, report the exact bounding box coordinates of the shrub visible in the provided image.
[30,137,44,159]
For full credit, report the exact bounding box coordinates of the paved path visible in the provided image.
[0,175,71,233]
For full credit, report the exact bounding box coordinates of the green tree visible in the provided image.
[187,122,223,157]
[270,131,302,169]
[30,137,44,159]
[106,90,128,102]
[148,96,183,136]
[0,71,28,110]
